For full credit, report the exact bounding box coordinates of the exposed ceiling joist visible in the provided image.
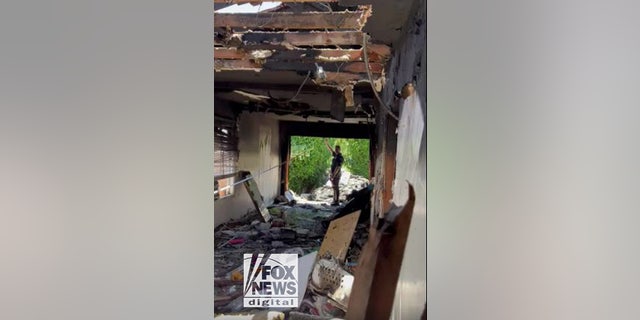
[214,69,378,86]
[215,82,335,93]
[214,9,371,30]
[216,31,367,47]
[213,81,374,94]
[214,59,384,74]
[214,45,390,62]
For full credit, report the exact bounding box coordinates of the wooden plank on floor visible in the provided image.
[317,210,360,263]
[214,10,371,31]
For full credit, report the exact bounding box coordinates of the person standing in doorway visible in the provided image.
[324,138,344,206]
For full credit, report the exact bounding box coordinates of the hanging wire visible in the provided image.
[288,70,311,103]
[362,34,400,121]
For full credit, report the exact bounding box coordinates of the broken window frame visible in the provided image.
[214,116,239,199]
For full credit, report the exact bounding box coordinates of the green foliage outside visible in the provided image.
[289,136,369,193]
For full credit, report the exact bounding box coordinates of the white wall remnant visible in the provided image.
[214,112,281,227]
[380,0,427,318]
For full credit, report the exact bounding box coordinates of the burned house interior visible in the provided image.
[213,0,426,319]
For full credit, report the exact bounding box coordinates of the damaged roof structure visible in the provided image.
[214,0,390,122]
[214,0,426,319]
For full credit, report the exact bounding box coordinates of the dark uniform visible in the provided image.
[330,151,344,204]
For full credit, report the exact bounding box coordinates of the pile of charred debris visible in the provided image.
[214,175,373,319]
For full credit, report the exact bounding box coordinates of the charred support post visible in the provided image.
[363,185,416,319]
[372,101,399,219]
[345,184,416,320]
[369,135,376,180]
[382,115,398,213]
[279,123,290,195]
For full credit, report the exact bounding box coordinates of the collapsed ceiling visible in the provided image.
[213,0,391,122]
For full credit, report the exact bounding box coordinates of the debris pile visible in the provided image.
[214,201,371,319]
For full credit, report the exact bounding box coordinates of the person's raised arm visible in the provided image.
[324,138,334,154]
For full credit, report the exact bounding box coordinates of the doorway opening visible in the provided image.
[288,136,370,204]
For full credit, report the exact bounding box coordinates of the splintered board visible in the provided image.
[241,171,272,222]
[317,210,361,263]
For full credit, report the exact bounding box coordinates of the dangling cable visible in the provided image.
[288,70,311,103]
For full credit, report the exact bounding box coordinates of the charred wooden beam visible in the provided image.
[280,120,373,139]
[263,60,383,73]
[382,113,398,214]
[214,81,374,93]
[214,48,248,59]
[214,0,337,3]
[214,69,378,86]
[214,45,391,62]
[220,31,366,47]
[214,81,337,93]
[214,10,371,31]
[214,59,384,74]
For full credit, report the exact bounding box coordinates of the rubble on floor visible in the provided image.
[297,211,361,319]
[214,198,371,319]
